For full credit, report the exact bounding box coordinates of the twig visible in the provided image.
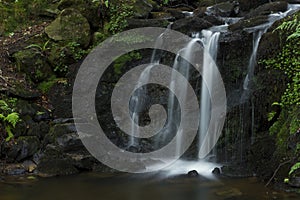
[265,159,292,187]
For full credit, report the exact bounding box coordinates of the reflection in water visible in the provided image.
[0,172,300,200]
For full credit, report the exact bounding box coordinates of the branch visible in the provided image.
[265,159,292,187]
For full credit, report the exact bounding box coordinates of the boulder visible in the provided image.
[187,170,199,177]
[238,0,269,11]
[171,16,213,35]
[58,0,102,29]
[206,1,240,17]
[45,8,91,47]
[12,49,53,83]
[229,16,269,32]
[289,177,300,188]
[132,0,153,18]
[165,8,186,19]
[245,1,288,19]
[127,18,169,29]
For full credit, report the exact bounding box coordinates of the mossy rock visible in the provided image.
[132,0,153,18]
[15,136,41,161]
[13,49,53,83]
[229,16,269,31]
[58,0,101,29]
[45,8,91,47]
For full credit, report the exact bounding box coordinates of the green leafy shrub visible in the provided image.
[104,0,134,34]
[261,13,300,107]
[0,99,20,141]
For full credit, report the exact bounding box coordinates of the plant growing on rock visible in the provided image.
[0,99,20,142]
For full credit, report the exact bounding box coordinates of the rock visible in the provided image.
[171,16,212,35]
[238,0,269,12]
[58,0,102,29]
[27,122,50,139]
[44,123,76,145]
[150,12,173,19]
[8,84,41,99]
[37,157,78,176]
[12,49,53,83]
[56,133,84,153]
[245,1,288,19]
[229,16,269,32]
[132,0,153,18]
[289,177,300,188]
[15,136,41,161]
[45,8,90,47]
[206,1,240,17]
[165,8,186,19]
[127,18,169,29]
[22,160,37,173]
[193,6,206,18]
[187,170,199,177]
[36,144,79,176]
[203,15,224,26]
[2,164,26,175]
[212,167,221,175]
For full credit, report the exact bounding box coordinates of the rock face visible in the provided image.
[171,16,212,35]
[245,1,288,19]
[45,8,90,47]
[206,1,240,17]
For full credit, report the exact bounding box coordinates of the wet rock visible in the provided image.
[206,1,240,17]
[187,170,199,177]
[36,144,79,176]
[56,132,84,153]
[15,136,40,162]
[193,6,206,18]
[245,1,288,19]
[2,164,26,175]
[22,160,37,173]
[171,16,212,35]
[212,167,221,175]
[44,123,76,145]
[27,122,50,139]
[229,16,269,31]
[127,18,169,29]
[12,49,53,83]
[150,12,173,19]
[289,177,300,188]
[165,8,186,19]
[132,0,154,18]
[238,0,269,12]
[203,15,224,26]
[45,8,90,47]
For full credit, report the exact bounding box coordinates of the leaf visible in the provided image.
[5,112,19,127]
[105,0,109,7]
[0,100,9,111]
[289,162,300,176]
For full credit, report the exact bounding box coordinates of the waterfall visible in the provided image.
[128,34,163,148]
[165,35,201,156]
[198,30,221,159]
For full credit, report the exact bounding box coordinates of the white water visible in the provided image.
[198,30,221,159]
[129,34,163,147]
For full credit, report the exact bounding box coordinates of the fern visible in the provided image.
[275,13,300,40]
[289,162,300,176]
[0,99,20,141]
[5,112,19,128]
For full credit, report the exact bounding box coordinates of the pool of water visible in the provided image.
[1,172,299,200]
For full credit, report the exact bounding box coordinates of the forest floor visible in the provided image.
[0,22,50,94]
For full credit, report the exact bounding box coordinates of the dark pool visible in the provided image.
[1,172,300,200]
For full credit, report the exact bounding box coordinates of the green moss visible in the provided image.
[113,52,142,74]
[38,76,67,94]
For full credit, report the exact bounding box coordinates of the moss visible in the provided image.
[113,52,142,75]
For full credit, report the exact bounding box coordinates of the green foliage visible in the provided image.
[261,13,300,107]
[104,0,134,34]
[0,99,20,141]
[0,0,50,35]
[25,40,50,54]
[289,162,300,176]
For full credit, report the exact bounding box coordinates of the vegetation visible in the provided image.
[0,99,20,142]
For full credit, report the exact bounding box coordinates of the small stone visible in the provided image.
[187,170,199,177]
[212,167,221,175]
